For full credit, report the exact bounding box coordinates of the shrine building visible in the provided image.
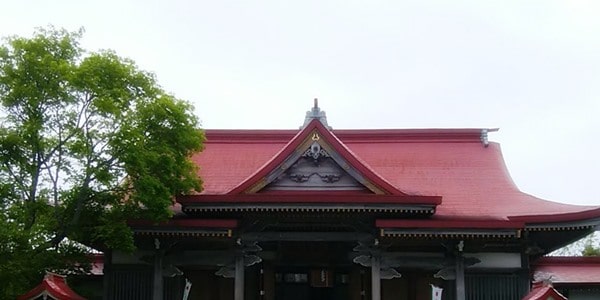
[104,101,600,300]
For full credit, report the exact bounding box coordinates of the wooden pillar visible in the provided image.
[371,256,381,300]
[455,254,465,300]
[520,253,531,296]
[235,255,245,300]
[102,250,112,299]
[152,251,163,300]
[263,263,274,300]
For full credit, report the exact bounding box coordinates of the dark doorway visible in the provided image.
[274,269,349,300]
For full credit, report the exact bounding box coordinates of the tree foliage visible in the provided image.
[580,232,600,256]
[0,27,204,298]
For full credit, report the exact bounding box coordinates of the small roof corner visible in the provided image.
[302,98,331,129]
[521,282,567,300]
[18,271,87,300]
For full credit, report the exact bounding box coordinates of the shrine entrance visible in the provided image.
[273,267,351,300]
[264,241,360,300]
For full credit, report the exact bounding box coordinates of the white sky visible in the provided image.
[2,1,599,206]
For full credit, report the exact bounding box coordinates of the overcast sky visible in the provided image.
[2,1,599,206]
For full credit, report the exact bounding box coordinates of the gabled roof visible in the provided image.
[179,102,600,230]
[229,119,404,195]
[181,118,442,209]
[18,272,86,300]
[522,282,567,300]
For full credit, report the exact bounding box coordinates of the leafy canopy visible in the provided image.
[0,27,204,298]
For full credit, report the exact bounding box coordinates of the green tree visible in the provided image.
[581,233,600,256]
[0,27,204,299]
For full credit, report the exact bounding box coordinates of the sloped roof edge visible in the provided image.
[509,207,600,224]
[227,119,409,196]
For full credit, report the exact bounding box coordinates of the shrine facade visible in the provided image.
[104,102,600,300]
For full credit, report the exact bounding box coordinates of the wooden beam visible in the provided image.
[241,231,373,242]
[168,251,236,266]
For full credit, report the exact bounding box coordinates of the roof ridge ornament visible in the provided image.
[480,128,499,148]
[480,129,489,147]
[302,98,331,129]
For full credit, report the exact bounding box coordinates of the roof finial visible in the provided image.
[302,98,331,129]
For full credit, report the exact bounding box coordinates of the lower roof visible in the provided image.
[18,272,86,300]
[532,257,600,285]
[522,284,567,300]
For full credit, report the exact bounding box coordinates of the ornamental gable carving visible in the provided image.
[262,141,366,191]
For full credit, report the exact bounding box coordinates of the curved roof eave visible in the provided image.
[509,207,600,228]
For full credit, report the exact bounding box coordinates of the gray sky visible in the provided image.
[2,1,599,206]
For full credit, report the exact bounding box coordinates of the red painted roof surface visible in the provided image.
[521,283,567,300]
[533,257,600,285]
[194,134,288,195]
[190,128,600,223]
[18,272,86,300]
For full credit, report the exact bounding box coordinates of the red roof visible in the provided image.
[18,272,86,300]
[521,283,567,300]
[533,257,600,285]
[188,126,600,224]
